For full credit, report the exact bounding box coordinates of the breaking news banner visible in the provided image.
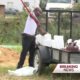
[53,64,80,73]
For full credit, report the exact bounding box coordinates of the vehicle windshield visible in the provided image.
[48,0,71,3]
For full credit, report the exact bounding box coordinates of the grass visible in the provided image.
[0,45,22,53]
[0,46,80,80]
[0,45,53,80]
[0,65,80,80]
[0,66,53,80]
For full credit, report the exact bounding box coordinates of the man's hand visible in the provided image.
[38,27,47,35]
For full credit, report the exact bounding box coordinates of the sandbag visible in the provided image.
[8,67,38,76]
[35,33,52,47]
[36,34,64,49]
[53,35,64,49]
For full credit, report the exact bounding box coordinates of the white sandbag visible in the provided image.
[8,67,38,76]
[43,33,52,40]
[74,39,80,50]
[67,39,72,44]
[51,40,55,48]
[41,33,52,47]
[53,35,64,49]
[36,34,64,49]
[35,33,52,47]
[35,34,43,44]
[42,39,52,47]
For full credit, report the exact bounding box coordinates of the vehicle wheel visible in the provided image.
[34,49,45,74]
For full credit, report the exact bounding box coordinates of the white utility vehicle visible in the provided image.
[46,0,75,10]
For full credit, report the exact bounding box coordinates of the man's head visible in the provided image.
[34,7,42,16]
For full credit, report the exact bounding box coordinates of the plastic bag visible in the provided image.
[8,67,38,76]
[35,33,52,47]
[53,35,64,49]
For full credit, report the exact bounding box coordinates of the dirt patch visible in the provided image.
[0,47,28,67]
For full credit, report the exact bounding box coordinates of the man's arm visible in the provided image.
[30,13,46,35]
[38,27,46,35]
[30,13,40,27]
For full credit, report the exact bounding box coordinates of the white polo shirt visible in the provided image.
[23,14,37,36]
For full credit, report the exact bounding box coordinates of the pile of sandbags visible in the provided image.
[36,33,52,47]
[64,39,80,52]
[36,33,64,49]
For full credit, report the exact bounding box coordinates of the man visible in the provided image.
[17,7,46,69]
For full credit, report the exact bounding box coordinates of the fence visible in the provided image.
[44,9,80,41]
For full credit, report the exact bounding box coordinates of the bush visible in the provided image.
[73,3,80,10]
[0,11,28,45]
[40,0,47,10]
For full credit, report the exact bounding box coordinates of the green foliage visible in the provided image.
[73,3,80,10]
[47,20,58,37]
[1,3,80,45]
[72,23,80,40]
[40,0,48,10]
[47,11,80,41]
[0,11,28,45]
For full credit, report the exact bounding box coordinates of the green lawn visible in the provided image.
[0,46,80,80]
[0,66,80,80]
[0,67,53,80]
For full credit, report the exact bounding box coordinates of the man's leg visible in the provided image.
[17,34,32,69]
[29,37,35,67]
